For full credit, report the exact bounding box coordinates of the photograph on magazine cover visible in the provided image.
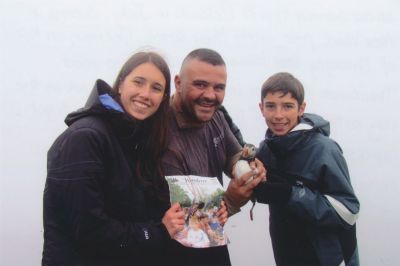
[165,175,228,248]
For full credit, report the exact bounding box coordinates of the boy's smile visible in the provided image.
[259,92,306,136]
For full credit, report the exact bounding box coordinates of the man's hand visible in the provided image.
[224,166,265,216]
[216,200,228,226]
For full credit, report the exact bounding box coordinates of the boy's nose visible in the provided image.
[274,107,284,118]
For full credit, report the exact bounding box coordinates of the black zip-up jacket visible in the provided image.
[42,80,170,265]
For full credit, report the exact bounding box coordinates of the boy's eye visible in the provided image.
[283,104,295,109]
[265,104,275,109]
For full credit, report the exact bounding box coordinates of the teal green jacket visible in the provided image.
[256,113,360,266]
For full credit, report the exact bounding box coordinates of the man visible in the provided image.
[162,48,265,266]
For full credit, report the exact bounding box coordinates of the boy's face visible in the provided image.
[259,92,306,136]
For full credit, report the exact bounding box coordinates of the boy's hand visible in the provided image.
[250,158,267,182]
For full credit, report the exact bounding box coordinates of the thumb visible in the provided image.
[170,202,181,211]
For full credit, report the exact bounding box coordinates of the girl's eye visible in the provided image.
[153,85,164,92]
[133,79,144,86]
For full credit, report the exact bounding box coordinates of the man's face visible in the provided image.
[259,92,306,136]
[175,59,226,122]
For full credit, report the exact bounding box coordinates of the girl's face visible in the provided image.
[118,62,166,120]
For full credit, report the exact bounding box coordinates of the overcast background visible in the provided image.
[1,0,399,265]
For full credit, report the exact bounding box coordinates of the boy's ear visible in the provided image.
[259,102,265,117]
[299,102,306,116]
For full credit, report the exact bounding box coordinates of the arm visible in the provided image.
[45,128,179,254]
[218,105,246,147]
[254,142,359,228]
[287,148,360,228]
[224,159,265,216]
[161,147,187,176]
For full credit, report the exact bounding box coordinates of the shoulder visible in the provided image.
[47,116,112,173]
[51,116,111,154]
[205,110,232,135]
[306,133,345,164]
[69,116,109,134]
[213,110,229,126]
[256,140,270,162]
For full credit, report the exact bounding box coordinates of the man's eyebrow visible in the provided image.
[192,79,208,83]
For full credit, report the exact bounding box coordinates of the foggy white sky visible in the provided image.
[1,0,399,265]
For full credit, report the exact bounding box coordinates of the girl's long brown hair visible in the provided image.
[112,51,171,204]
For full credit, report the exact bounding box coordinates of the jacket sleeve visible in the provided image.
[286,143,360,229]
[45,128,170,253]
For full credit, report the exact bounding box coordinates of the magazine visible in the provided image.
[165,175,228,248]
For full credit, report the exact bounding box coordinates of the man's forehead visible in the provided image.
[182,58,227,80]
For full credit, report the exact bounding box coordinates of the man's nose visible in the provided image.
[202,86,216,100]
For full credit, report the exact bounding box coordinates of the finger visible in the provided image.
[247,175,263,188]
[237,171,254,186]
[170,202,181,211]
[217,206,227,217]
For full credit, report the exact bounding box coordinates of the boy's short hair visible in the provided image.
[261,72,304,105]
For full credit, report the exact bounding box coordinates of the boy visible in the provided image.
[254,72,360,266]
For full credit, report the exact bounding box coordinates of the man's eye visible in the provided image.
[194,82,207,89]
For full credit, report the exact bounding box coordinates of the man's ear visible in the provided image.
[174,75,181,93]
[299,102,306,116]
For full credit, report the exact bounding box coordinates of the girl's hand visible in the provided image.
[162,203,185,238]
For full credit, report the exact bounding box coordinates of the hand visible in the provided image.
[162,203,185,238]
[249,158,267,182]
[224,170,263,216]
[216,201,228,226]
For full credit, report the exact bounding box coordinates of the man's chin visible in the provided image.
[195,112,214,122]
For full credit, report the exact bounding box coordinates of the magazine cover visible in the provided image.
[165,175,228,248]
